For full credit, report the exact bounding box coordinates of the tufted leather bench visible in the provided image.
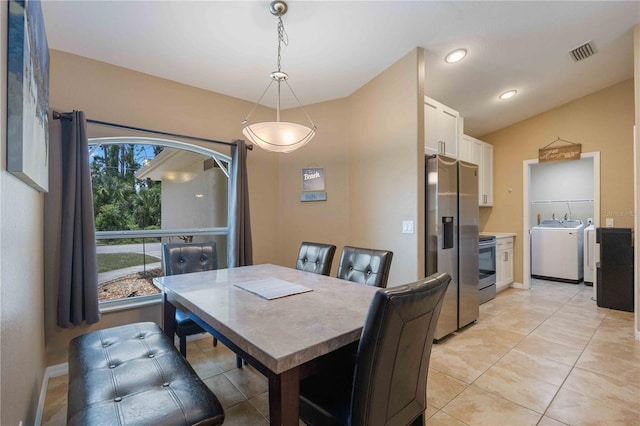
[67,322,224,426]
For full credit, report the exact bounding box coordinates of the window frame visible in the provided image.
[89,136,232,312]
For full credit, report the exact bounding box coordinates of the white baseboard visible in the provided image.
[497,281,522,292]
[47,362,69,378]
[35,363,69,425]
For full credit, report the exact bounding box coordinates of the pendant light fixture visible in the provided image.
[241,1,317,153]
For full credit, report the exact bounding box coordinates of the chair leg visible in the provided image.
[410,413,425,426]
[179,335,187,357]
[213,337,218,347]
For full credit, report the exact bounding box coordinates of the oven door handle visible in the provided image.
[479,242,496,249]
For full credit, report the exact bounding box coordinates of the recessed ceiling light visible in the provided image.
[445,48,467,64]
[499,90,518,100]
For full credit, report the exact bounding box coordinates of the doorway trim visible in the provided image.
[522,152,601,290]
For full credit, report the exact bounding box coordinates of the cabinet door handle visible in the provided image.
[504,251,508,262]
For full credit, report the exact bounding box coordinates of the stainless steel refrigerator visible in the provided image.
[425,155,479,340]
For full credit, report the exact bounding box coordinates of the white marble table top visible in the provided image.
[153,264,380,374]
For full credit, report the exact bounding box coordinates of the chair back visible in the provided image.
[350,272,451,426]
[296,242,337,276]
[163,241,218,276]
[336,246,393,288]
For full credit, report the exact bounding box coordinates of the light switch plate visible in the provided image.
[402,220,414,234]
[606,218,614,228]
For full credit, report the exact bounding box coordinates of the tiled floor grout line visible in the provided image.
[437,287,547,424]
[227,367,271,424]
[44,283,637,426]
[535,287,605,425]
[439,284,591,425]
[458,290,573,423]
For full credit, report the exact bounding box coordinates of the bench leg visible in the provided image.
[180,335,187,357]
[213,337,218,347]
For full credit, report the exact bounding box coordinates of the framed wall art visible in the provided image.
[7,0,50,192]
[300,167,327,202]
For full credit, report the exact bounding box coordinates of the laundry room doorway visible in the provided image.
[522,152,601,290]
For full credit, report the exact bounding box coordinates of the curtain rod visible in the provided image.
[51,111,252,150]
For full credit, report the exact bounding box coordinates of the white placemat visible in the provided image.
[234,278,313,300]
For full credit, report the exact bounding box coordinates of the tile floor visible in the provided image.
[42,280,640,425]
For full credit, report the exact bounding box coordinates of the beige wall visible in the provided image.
[0,5,47,425]
[44,50,281,364]
[3,43,426,422]
[273,48,426,285]
[42,48,428,367]
[1,20,636,423]
[347,48,425,285]
[275,97,350,275]
[480,79,636,285]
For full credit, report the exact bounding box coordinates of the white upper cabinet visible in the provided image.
[481,142,493,206]
[460,134,481,165]
[462,134,493,207]
[424,95,460,158]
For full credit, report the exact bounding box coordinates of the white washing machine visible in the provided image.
[531,220,584,283]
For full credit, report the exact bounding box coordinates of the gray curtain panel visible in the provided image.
[56,111,100,327]
[227,139,253,267]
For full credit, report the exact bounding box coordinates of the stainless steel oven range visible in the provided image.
[479,235,497,304]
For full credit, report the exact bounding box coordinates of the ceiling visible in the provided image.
[41,1,640,137]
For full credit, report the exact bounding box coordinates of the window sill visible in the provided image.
[99,293,163,313]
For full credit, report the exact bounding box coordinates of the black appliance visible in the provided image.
[479,235,497,304]
[596,227,634,312]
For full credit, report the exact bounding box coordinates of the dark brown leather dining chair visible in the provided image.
[163,241,219,357]
[298,272,452,426]
[336,246,393,288]
[296,242,337,276]
[163,241,245,367]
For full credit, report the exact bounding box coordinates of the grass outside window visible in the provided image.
[97,252,161,273]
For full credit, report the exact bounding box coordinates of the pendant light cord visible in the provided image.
[242,1,316,133]
[277,16,288,72]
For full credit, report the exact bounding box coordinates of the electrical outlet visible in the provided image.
[402,220,414,234]
[606,218,614,228]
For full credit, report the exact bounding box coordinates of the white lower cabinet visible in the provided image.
[496,236,514,289]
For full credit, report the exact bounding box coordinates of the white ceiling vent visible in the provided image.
[569,41,596,62]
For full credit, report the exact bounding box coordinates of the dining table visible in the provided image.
[152,263,380,426]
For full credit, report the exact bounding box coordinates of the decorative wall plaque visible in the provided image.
[539,138,581,163]
[301,167,326,202]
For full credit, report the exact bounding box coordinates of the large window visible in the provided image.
[89,137,231,311]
